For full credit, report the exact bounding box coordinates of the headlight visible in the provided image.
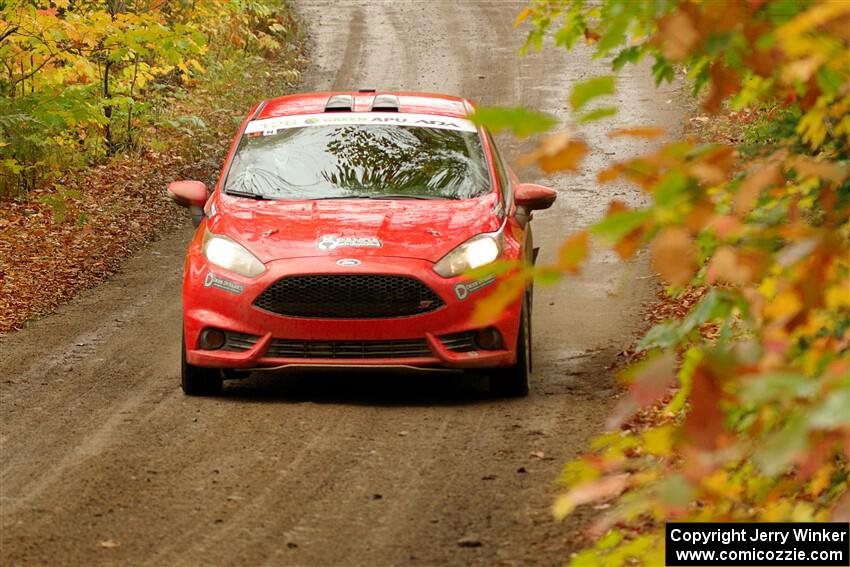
[433,232,503,277]
[202,229,265,278]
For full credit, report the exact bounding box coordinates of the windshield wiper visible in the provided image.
[225,190,272,200]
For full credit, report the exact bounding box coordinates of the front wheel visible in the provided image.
[181,336,223,396]
[490,294,531,398]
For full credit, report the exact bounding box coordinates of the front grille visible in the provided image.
[253,274,444,319]
[223,331,433,359]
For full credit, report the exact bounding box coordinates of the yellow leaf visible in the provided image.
[643,425,674,456]
[557,231,589,273]
[552,493,576,521]
[761,499,792,522]
[703,471,742,499]
[764,290,803,321]
[513,7,532,28]
[807,464,833,497]
[826,279,850,309]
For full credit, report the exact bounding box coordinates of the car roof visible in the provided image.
[255,91,475,120]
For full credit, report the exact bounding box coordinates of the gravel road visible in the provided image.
[0,1,683,565]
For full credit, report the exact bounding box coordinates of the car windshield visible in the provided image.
[224,113,491,200]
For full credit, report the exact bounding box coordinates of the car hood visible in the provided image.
[207,193,503,263]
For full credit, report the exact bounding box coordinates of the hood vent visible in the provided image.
[325,94,355,112]
[370,94,400,112]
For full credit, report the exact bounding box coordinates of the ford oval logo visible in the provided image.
[336,258,361,266]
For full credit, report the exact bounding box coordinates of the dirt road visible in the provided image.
[0,1,683,565]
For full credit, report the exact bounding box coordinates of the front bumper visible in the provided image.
[182,253,522,371]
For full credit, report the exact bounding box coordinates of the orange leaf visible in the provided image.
[684,198,716,232]
[553,474,630,520]
[584,27,601,44]
[734,162,782,215]
[614,226,645,260]
[708,215,743,239]
[656,10,700,61]
[557,231,589,273]
[471,275,527,326]
[629,351,677,406]
[597,164,624,183]
[683,365,726,450]
[651,226,696,286]
[703,63,741,113]
[520,133,588,174]
[608,127,666,139]
[786,156,848,184]
[706,247,768,285]
[513,7,532,28]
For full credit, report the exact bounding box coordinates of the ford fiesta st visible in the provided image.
[167,91,556,397]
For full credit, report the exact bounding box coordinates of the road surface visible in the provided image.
[0,1,683,565]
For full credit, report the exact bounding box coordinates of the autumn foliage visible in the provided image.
[0,0,295,195]
[474,1,849,563]
[0,1,301,333]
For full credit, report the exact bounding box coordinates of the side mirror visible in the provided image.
[167,180,208,227]
[167,180,208,208]
[514,183,557,211]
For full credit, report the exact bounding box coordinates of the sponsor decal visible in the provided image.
[317,235,382,251]
[454,275,497,301]
[244,112,478,135]
[204,271,244,294]
[336,258,361,266]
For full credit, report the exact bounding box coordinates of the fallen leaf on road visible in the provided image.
[99,540,120,548]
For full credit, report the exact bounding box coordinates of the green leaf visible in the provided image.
[658,474,694,506]
[806,387,850,429]
[570,75,615,111]
[740,372,818,405]
[755,415,807,475]
[590,209,651,244]
[578,106,618,123]
[639,321,681,351]
[468,107,557,137]
[653,170,688,209]
[612,46,642,71]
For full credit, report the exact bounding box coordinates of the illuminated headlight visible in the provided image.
[433,232,503,278]
[202,229,265,278]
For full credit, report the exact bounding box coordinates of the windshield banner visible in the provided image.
[245,112,478,135]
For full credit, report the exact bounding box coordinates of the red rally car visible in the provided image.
[167,91,556,397]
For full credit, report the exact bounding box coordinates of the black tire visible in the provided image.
[181,336,223,396]
[490,294,531,398]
